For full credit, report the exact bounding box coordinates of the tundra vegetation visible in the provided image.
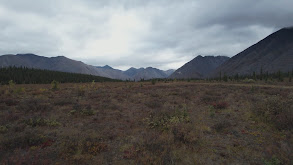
[0,80,292,164]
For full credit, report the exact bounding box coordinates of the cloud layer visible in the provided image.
[0,0,292,70]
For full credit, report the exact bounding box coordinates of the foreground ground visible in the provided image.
[0,81,292,164]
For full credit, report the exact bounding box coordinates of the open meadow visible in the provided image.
[0,81,292,164]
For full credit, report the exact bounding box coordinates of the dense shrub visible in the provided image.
[60,137,107,157]
[252,96,293,130]
[18,97,51,112]
[145,106,190,130]
[212,121,232,133]
[51,80,59,91]
[25,117,60,127]
[70,104,94,116]
[1,131,47,150]
[4,98,19,106]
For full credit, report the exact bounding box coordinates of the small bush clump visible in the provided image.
[2,132,48,150]
[211,101,229,109]
[25,117,61,127]
[212,121,232,133]
[146,106,190,130]
[18,97,51,112]
[4,98,19,106]
[51,80,59,91]
[60,137,107,157]
[0,125,8,133]
[243,78,255,83]
[70,104,94,116]
[172,124,199,145]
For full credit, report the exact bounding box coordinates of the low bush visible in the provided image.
[212,121,232,133]
[70,104,94,116]
[77,85,86,96]
[0,125,8,133]
[25,117,61,127]
[172,124,198,145]
[18,97,51,113]
[211,101,229,109]
[252,96,293,131]
[243,78,255,83]
[145,99,163,109]
[54,98,74,106]
[60,137,107,157]
[14,87,25,94]
[51,80,59,91]
[201,95,221,104]
[4,98,19,106]
[145,106,190,130]
[2,132,47,150]
[263,156,282,165]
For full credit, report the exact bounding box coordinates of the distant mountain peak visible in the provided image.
[96,65,113,69]
[103,65,113,69]
[283,26,293,30]
[169,55,229,79]
[16,53,39,57]
[55,55,67,58]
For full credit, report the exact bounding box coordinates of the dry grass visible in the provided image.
[0,81,292,164]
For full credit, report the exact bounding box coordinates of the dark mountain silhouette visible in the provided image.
[0,54,123,79]
[124,67,145,78]
[132,67,169,81]
[124,67,173,81]
[169,55,229,79]
[96,65,131,80]
[0,54,174,80]
[164,69,175,76]
[211,27,293,77]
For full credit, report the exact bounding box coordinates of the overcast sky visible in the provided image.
[0,0,292,70]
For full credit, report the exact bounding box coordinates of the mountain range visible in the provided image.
[170,27,293,79]
[1,27,292,80]
[0,54,174,80]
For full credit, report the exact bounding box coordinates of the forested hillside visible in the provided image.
[0,67,119,84]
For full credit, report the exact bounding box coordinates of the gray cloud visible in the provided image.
[0,0,292,70]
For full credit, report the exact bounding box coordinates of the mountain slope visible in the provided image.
[124,67,145,78]
[96,65,131,80]
[211,27,293,77]
[169,55,229,79]
[0,54,174,80]
[164,69,175,76]
[123,67,173,80]
[132,67,168,80]
[0,54,119,79]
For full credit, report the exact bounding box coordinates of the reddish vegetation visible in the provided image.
[211,101,229,109]
[0,81,292,164]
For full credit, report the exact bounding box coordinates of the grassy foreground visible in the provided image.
[0,81,292,164]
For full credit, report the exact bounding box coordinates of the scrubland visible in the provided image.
[0,81,292,164]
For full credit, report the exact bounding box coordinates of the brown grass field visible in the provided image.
[0,81,292,164]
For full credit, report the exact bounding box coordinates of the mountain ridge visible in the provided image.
[210,27,293,77]
[0,53,174,80]
[169,55,229,79]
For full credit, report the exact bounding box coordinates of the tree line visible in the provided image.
[0,66,120,84]
[214,69,293,82]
